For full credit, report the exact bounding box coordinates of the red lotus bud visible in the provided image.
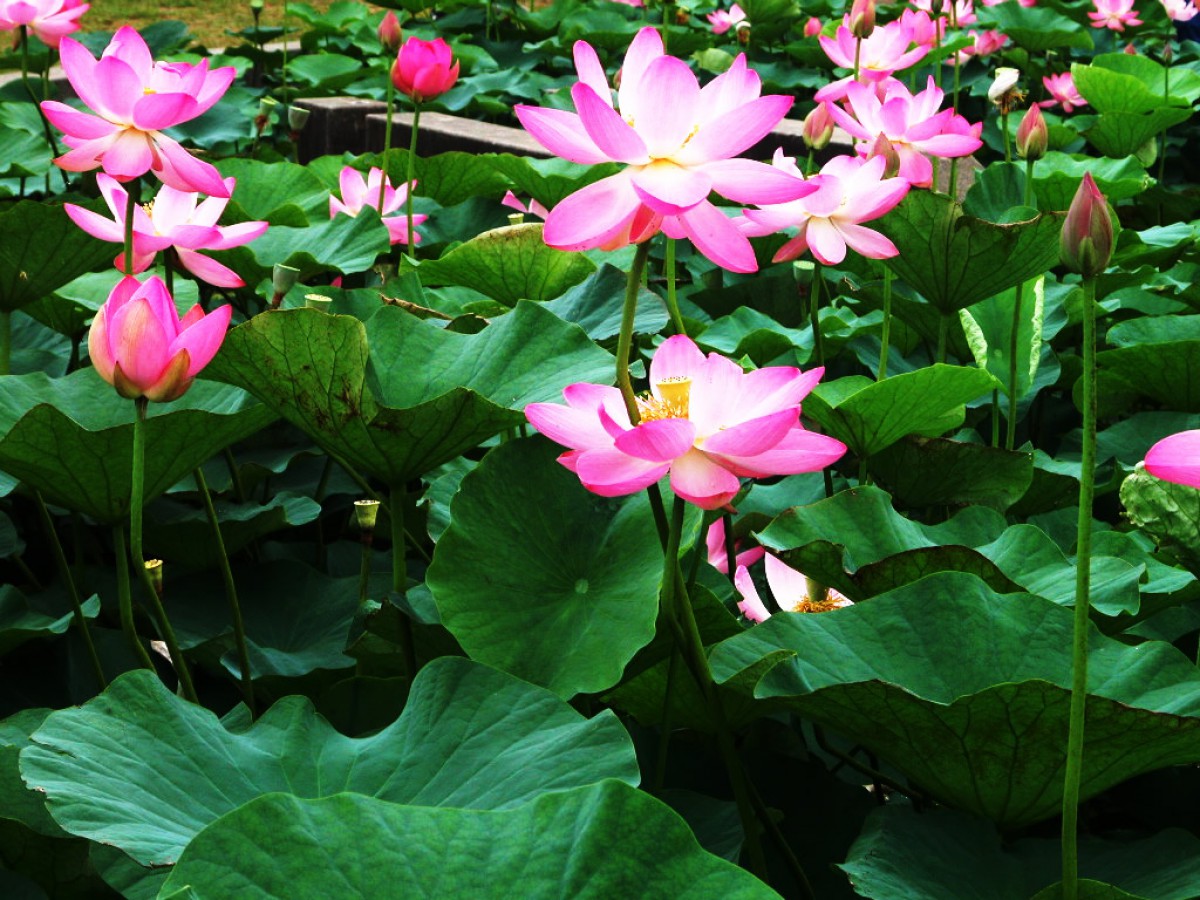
[378,11,402,53]
[867,133,901,178]
[804,16,822,36]
[1061,172,1113,279]
[1015,104,1047,161]
[801,102,835,150]
[849,0,875,38]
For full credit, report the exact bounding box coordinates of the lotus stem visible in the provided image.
[652,645,680,793]
[194,466,255,715]
[664,237,686,335]
[0,311,9,376]
[379,58,396,214]
[936,314,949,364]
[722,511,737,587]
[1002,109,1011,164]
[390,483,417,681]
[1061,276,1097,899]
[406,104,421,255]
[877,266,893,380]
[123,187,137,277]
[617,243,653,422]
[810,263,826,367]
[131,398,198,702]
[1005,160,1037,451]
[113,524,155,671]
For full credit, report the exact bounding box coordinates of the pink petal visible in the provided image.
[100,129,154,180]
[573,41,612,106]
[207,220,269,251]
[669,448,740,509]
[40,101,115,140]
[64,203,124,242]
[575,447,669,496]
[709,427,847,478]
[650,334,707,385]
[514,105,610,165]
[571,83,648,164]
[109,296,171,391]
[697,55,762,123]
[764,553,810,608]
[805,218,848,265]
[171,304,232,377]
[700,158,816,205]
[132,92,198,131]
[630,161,712,215]
[526,399,614,451]
[1145,430,1200,488]
[339,166,368,212]
[89,56,142,121]
[617,28,665,113]
[544,172,642,252]
[771,230,811,263]
[622,56,699,158]
[676,202,757,273]
[615,418,697,462]
[175,249,245,288]
[678,94,794,165]
[838,222,898,259]
[735,564,772,622]
[700,408,800,457]
[153,135,230,196]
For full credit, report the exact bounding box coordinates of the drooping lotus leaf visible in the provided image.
[1095,340,1200,412]
[204,302,612,486]
[0,588,100,657]
[875,191,1064,316]
[20,657,639,866]
[868,436,1034,512]
[428,438,662,699]
[159,785,778,900]
[710,572,1200,827]
[0,202,115,313]
[0,370,276,523]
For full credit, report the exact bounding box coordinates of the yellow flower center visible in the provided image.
[637,376,691,422]
[789,579,846,613]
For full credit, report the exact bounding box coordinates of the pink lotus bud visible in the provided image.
[87,276,232,403]
[849,0,876,37]
[1015,104,1047,160]
[804,16,822,35]
[392,36,460,103]
[1060,172,1113,279]
[867,133,902,178]
[802,102,835,150]
[1124,42,1138,53]
[378,11,402,53]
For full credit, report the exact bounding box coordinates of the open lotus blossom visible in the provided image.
[64,174,267,288]
[952,29,1009,62]
[525,335,846,510]
[515,27,815,273]
[740,152,909,265]
[706,518,765,574]
[1039,72,1087,113]
[707,2,747,33]
[1088,0,1143,29]
[41,26,234,197]
[88,275,231,402]
[1145,431,1200,488]
[330,165,426,245]
[1161,0,1199,20]
[828,77,983,187]
[0,0,88,47]
[501,190,548,220]
[911,0,977,27]
[815,19,929,102]
[735,553,853,622]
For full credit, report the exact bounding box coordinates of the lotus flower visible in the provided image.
[525,335,846,510]
[1061,172,1113,279]
[741,152,909,265]
[330,165,426,246]
[1145,431,1200,488]
[735,553,852,622]
[377,10,402,52]
[0,0,88,47]
[707,2,747,34]
[41,26,234,196]
[1088,0,1143,29]
[64,174,267,288]
[815,19,929,102]
[1015,104,1048,160]
[828,77,983,187]
[1038,72,1087,113]
[706,518,765,574]
[1161,0,1199,20]
[88,275,231,402]
[391,36,459,102]
[501,191,548,220]
[514,27,815,274]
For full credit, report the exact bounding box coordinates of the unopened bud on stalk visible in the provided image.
[988,67,1023,114]
[867,133,902,178]
[849,0,876,37]
[305,293,333,311]
[801,102,835,150]
[804,16,822,36]
[930,0,944,16]
[1015,104,1048,160]
[354,498,381,534]
[1061,172,1113,280]
[287,105,310,132]
[378,10,402,53]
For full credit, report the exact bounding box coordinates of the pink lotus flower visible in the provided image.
[88,275,231,402]
[64,174,267,288]
[1039,72,1087,113]
[1088,0,1143,29]
[735,553,852,622]
[707,2,747,34]
[828,77,983,187]
[391,36,459,103]
[41,27,234,197]
[330,165,426,246]
[953,29,1009,62]
[911,0,977,26]
[741,152,909,265]
[816,19,930,102]
[1145,431,1200,488]
[377,10,402,52]
[981,0,1036,7]
[1061,172,1112,279]
[515,28,814,274]
[1161,0,1199,20]
[502,191,548,220]
[524,335,846,510]
[804,16,823,36]
[706,518,765,574]
[0,0,88,47]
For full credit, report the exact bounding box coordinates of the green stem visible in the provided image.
[877,267,892,380]
[616,243,653,423]
[1002,109,1011,164]
[194,467,254,715]
[131,398,198,703]
[652,646,679,793]
[379,58,396,213]
[1061,276,1097,900]
[853,36,861,82]
[113,524,155,671]
[390,483,417,680]
[991,390,1001,448]
[810,264,826,367]
[123,186,137,278]
[20,27,67,190]
[405,104,421,254]
[0,310,10,377]
[721,511,737,587]
[36,491,105,688]
[936,314,949,364]
[664,237,686,335]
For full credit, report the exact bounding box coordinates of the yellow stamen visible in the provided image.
[638,376,692,422]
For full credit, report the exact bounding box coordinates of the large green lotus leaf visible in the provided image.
[1095,341,1200,412]
[428,438,661,698]
[868,436,1034,512]
[803,366,1000,459]
[543,263,669,341]
[214,158,332,223]
[369,149,512,208]
[710,572,1200,827]
[20,657,638,866]
[412,223,596,306]
[488,154,623,209]
[1072,54,1196,115]
[876,191,1064,316]
[146,492,320,566]
[287,53,360,91]
[1,710,62,837]
[1084,108,1192,160]
[0,587,100,657]
[1032,153,1153,210]
[840,806,1200,900]
[159,785,777,900]
[0,202,116,313]
[205,302,612,485]
[0,371,276,523]
[975,3,1094,51]
[245,210,392,280]
[960,277,1043,402]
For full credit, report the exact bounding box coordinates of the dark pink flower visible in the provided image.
[391,36,459,102]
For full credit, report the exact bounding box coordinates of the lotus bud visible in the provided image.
[804,16,822,36]
[867,133,902,178]
[377,10,402,53]
[849,0,876,38]
[287,105,310,132]
[930,0,944,16]
[801,102,835,150]
[1060,172,1113,280]
[354,499,381,533]
[1124,42,1138,54]
[1015,105,1047,161]
[988,67,1023,114]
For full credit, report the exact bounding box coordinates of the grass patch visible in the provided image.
[83,0,348,50]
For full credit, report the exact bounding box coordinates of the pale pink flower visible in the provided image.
[330,165,425,246]
[900,9,939,46]
[706,518,765,574]
[1039,72,1087,113]
[515,27,814,273]
[1088,0,1143,29]
[1145,431,1200,488]
[524,335,846,510]
[1161,0,1198,19]
[741,152,910,265]
[816,19,930,102]
[911,0,977,26]
[41,27,234,196]
[951,29,1010,62]
[0,0,88,47]
[501,191,548,220]
[828,77,983,187]
[707,2,747,34]
[981,0,1036,7]
[64,174,266,288]
[734,553,852,622]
